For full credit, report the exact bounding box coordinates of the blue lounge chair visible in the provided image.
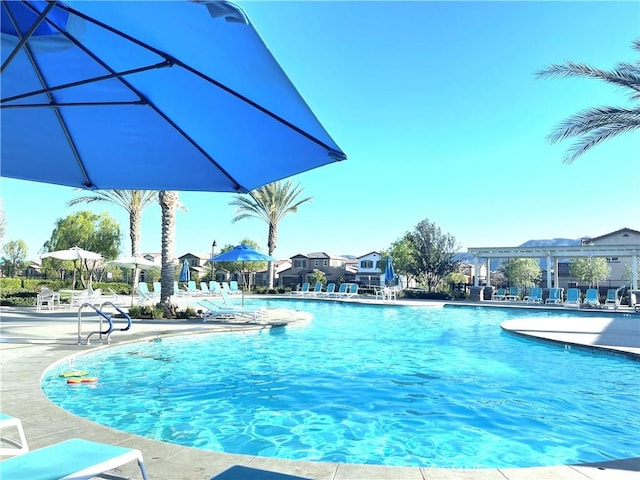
[291,282,310,295]
[228,280,241,295]
[524,287,543,304]
[330,283,349,298]
[505,287,521,301]
[545,288,563,304]
[346,283,359,297]
[584,288,600,307]
[321,283,336,297]
[492,288,506,301]
[564,288,581,307]
[209,281,222,296]
[0,438,149,480]
[0,413,28,457]
[309,282,323,295]
[604,288,620,309]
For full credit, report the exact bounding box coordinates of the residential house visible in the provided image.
[580,227,640,288]
[254,259,291,287]
[355,251,383,286]
[278,252,355,288]
[177,252,211,280]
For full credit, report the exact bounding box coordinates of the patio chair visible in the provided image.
[604,288,620,309]
[346,283,359,297]
[184,280,203,296]
[309,282,323,295]
[36,287,60,311]
[0,413,29,457]
[209,281,222,296]
[228,280,241,295]
[199,300,266,323]
[291,282,310,295]
[152,282,162,294]
[584,288,600,307]
[524,287,543,304]
[0,438,148,480]
[564,288,581,307]
[330,283,349,298]
[136,282,156,305]
[545,288,563,304]
[491,288,507,301]
[321,283,336,297]
[505,287,521,301]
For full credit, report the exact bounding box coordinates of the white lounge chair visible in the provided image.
[0,413,29,457]
[198,299,266,323]
[564,288,581,307]
[0,438,148,480]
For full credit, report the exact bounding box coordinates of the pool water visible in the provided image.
[42,301,640,468]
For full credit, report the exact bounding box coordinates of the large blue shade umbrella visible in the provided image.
[211,244,275,305]
[0,1,346,191]
[179,260,190,283]
[384,256,395,286]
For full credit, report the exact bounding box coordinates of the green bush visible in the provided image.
[403,290,453,300]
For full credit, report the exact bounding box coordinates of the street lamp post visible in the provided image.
[211,240,217,281]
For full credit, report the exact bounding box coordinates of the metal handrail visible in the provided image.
[77,301,132,345]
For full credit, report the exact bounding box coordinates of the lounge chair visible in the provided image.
[209,281,222,296]
[321,283,336,297]
[584,288,600,307]
[228,280,241,295]
[346,283,359,297]
[604,288,620,309]
[375,286,396,301]
[152,281,162,295]
[173,281,186,297]
[36,287,60,311]
[524,287,543,304]
[291,282,310,295]
[564,288,581,307]
[0,438,148,480]
[0,413,28,457]
[136,282,157,305]
[330,283,349,298]
[545,288,563,304]
[505,287,521,301]
[198,300,266,323]
[492,288,507,301]
[184,280,203,296]
[309,282,323,295]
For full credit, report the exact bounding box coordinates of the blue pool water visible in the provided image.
[42,301,640,468]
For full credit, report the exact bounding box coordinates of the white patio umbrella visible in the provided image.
[41,246,103,289]
[107,256,160,306]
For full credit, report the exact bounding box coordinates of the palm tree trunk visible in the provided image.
[130,204,142,290]
[267,224,277,290]
[159,191,178,306]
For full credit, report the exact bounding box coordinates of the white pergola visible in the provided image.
[467,244,640,289]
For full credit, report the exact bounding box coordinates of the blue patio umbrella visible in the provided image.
[179,260,190,283]
[0,1,346,191]
[211,244,275,305]
[384,256,395,286]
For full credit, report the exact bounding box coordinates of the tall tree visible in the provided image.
[536,39,640,163]
[159,191,179,307]
[67,190,157,289]
[500,258,541,287]
[405,219,459,292]
[1,240,28,277]
[569,257,611,288]
[43,211,120,288]
[229,181,312,289]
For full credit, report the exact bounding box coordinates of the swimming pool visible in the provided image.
[42,301,640,468]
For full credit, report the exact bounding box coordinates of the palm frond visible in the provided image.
[546,107,640,144]
[561,122,640,164]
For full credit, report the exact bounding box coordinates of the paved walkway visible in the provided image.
[1,297,639,480]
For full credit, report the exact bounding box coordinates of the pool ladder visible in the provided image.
[77,301,132,345]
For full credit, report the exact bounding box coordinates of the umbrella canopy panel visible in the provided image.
[211,244,276,263]
[384,256,395,285]
[1,1,346,191]
[179,259,191,283]
[41,246,102,261]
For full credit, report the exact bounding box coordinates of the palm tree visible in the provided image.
[67,190,157,288]
[159,190,179,307]
[536,38,640,163]
[229,181,312,289]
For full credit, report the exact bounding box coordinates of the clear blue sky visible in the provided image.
[2,1,639,262]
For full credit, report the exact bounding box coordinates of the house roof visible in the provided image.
[581,227,640,244]
[357,251,381,259]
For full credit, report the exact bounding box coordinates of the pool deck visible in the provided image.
[1,296,639,480]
